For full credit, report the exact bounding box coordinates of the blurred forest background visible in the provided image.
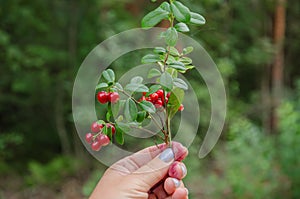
[1,0,300,198]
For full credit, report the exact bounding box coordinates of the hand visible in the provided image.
[90,142,189,199]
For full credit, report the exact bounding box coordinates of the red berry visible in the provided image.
[106,123,116,134]
[142,92,147,96]
[91,140,102,151]
[178,104,184,111]
[146,97,152,102]
[165,97,169,104]
[91,122,103,133]
[166,92,171,98]
[139,96,146,102]
[155,99,163,109]
[150,93,159,103]
[85,133,93,144]
[156,89,164,98]
[97,91,108,104]
[98,134,110,146]
[108,92,120,103]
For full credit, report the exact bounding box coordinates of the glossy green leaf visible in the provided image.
[189,12,206,25]
[185,65,195,69]
[139,100,156,113]
[166,68,178,78]
[136,111,146,123]
[175,22,190,32]
[180,57,193,65]
[182,46,194,55]
[153,47,166,54]
[173,78,188,90]
[141,7,169,28]
[160,72,173,91]
[167,88,184,118]
[168,61,186,71]
[147,84,161,95]
[142,54,161,64]
[131,76,143,84]
[165,27,178,46]
[95,82,108,90]
[117,122,131,133]
[169,47,180,57]
[124,98,138,121]
[170,1,191,22]
[148,68,162,78]
[115,82,123,91]
[115,128,124,145]
[102,69,115,83]
[160,2,170,12]
[125,83,149,93]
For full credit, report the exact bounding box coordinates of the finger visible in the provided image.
[172,188,189,199]
[164,177,182,195]
[168,161,187,180]
[148,193,157,199]
[152,183,168,199]
[172,142,188,161]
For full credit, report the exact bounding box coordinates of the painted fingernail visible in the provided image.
[181,164,187,176]
[159,148,174,163]
[172,178,180,188]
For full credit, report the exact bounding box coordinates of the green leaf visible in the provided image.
[139,100,156,113]
[115,129,124,145]
[147,84,161,95]
[170,1,191,23]
[180,57,193,65]
[173,78,188,90]
[115,82,123,90]
[111,100,121,117]
[160,2,170,12]
[168,61,187,71]
[148,68,161,78]
[142,54,161,64]
[102,69,115,83]
[175,22,190,32]
[117,122,131,133]
[166,68,178,78]
[106,126,113,141]
[131,76,143,84]
[160,72,173,91]
[125,83,149,93]
[141,7,169,28]
[165,27,178,46]
[185,65,195,69]
[167,88,184,118]
[182,46,194,55]
[106,111,111,121]
[189,12,206,25]
[166,54,177,64]
[153,47,166,54]
[124,98,138,122]
[95,83,108,90]
[136,111,147,123]
[169,47,180,57]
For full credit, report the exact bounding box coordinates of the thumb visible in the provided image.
[129,148,175,192]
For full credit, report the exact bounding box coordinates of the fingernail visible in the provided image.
[172,178,180,188]
[181,164,187,176]
[159,148,174,163]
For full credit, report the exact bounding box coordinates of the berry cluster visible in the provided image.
[85,121,116,151]
[139,89,184,111]
[97,91,120,104]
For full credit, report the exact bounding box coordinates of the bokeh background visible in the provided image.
[1,0,300,198]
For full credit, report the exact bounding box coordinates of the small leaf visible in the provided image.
[165,27,178,46]
[115,82,123,90]
[142,54,160,64]
[183,46,194,55]
[173,78,188,90]
[106,126,113,141]
[117,122,131,133]
[95,83,108,90]
[169,47,180,57]
[136,111,146,123]
[166,55,176,64]
[189,12,206,25]
[175,22,190,32]
[170,1,191,23]
[102,69,115,83]
[167,88,184,118]
[106,111,111,121]
[131,76,143,84]
[111,100,121,117]
[153,47,166,54]
[148,68,161,78]
[168,61,187,71]
[160,2,170,12]
[160,72,173,91]
[185,65,195,69]
[124,98,138,122]
[147,84,161,95]
[180,57,193,65]
[139,100,156,113]
[141,7,169,28]
[166,68,178,78]
[125,83,149,93]
[115,129,124,145]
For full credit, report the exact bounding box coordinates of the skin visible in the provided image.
[90,142,189,199]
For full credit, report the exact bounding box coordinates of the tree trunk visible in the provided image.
[270,0,286,134]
